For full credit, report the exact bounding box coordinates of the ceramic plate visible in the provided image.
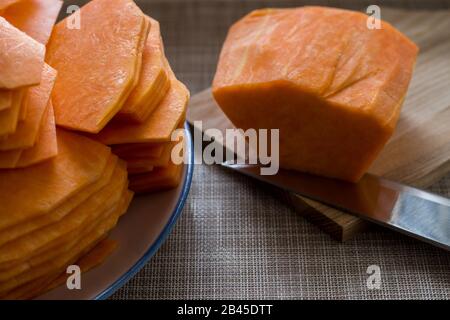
[37,123,194,300]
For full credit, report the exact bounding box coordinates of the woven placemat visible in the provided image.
[106,0,450,299]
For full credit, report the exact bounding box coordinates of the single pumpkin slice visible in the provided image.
[0,129,111,232]
[0,17,45,89]
[46,0,146,133]
[1,0,63,44]
[94,67,189,144]
[212,7,418,182]
[0,64,56,151]
[117,16,171,123]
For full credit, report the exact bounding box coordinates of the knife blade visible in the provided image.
[221,162,450,251]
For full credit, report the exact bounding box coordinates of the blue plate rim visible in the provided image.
[94,122,194,300]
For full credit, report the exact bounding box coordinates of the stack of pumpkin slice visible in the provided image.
[46,0,190,194]
[0,0,134,299]
[0,131,132,299]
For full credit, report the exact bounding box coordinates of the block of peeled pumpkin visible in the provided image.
[46,0,148,133]
[212,7,418,182]
[1,0,63,44]
[117,16,171,123]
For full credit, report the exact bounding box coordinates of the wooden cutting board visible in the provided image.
[187,8,450,241]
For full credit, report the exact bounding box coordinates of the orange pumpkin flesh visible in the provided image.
[0,183,130,295]
[0,155,118,251]
[0,0,20,10]
[1,0,63,44]
[0,89,26,137]
[0,90,12,111]
[129,161,183,193]
[14,101,58,168]
[0,0,188,298]
[0,162,128,283]
[111,143,164,159]
[117,16,171,123]
[94,68,189,144]
[212,7,418,182]
[0,129,111,232]
[0,64,56,151]
[2,238,118,300]
[0,100,58,169]
[46,0,146,133]
[0,16,45,89]
[123,139,176,169]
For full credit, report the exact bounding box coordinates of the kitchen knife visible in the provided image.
[221,162,450,251]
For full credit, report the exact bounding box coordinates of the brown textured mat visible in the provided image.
[75,0,450,299]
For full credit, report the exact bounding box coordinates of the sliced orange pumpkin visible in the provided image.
[15,101,58,168]
[0,89,26,137]
[0,16,45,89]
[111,143,164,159]
[0,148,21,168]
[0,179,129,295]
[0,100,57,169]
[46,0,146,133]
[25,189,131,272]
[1,0,63,44]
[129,161,183,193]
[0,155,118,250]
[0,161,127,273]
[127,164,154,174]
[94,68,189,144]
[0,188,128,282]
[117,16,171,123]
[3,238,118,300]
[0,90,12,111]
[0,64,56,151]
[124,139,176,167]
[0,129,111,232]
[0,0,20,10]
[0,163,128,281]
[43,238,119,291]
